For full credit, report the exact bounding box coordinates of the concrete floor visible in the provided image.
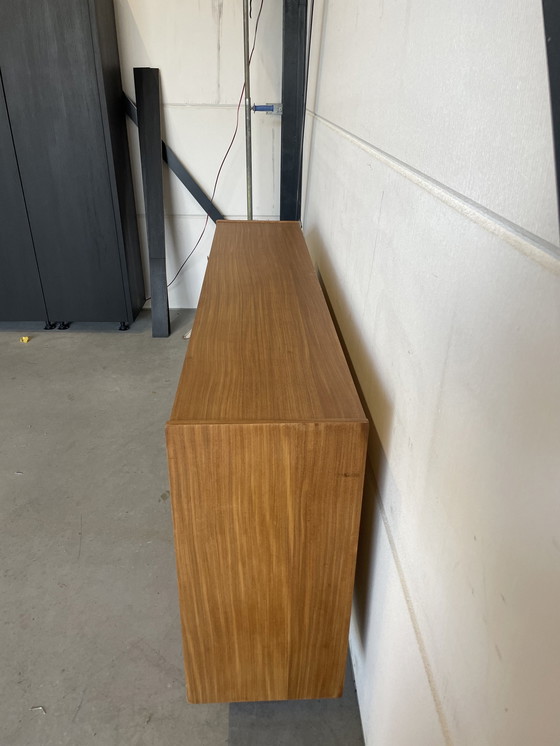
[0,310,364,746]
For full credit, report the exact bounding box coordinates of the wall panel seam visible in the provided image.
[135,213,280,219]
[306,110,560,273]
[163,103,246,109]
[373,478,454,746]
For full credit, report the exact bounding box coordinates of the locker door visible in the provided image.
[0,0,128,322]
[0,72,47,322]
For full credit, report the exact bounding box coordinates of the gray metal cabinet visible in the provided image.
[0,81,47,321]
[0,0,144,324]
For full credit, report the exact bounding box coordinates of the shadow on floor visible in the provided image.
[228,657,364,746]
[0,308,196,336]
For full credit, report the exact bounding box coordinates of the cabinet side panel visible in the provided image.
[166,423,291,703]
[287,421,368,698]
[166,421,367,703]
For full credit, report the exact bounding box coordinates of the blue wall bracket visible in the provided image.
[252,103,283,115]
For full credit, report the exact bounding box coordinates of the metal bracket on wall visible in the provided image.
[124,95,225,224]
[253,103,283,115]
[542,0,560,227]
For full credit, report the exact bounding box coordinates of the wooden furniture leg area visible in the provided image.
[166,221,368,703]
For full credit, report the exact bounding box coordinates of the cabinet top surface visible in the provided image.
[169,221,366,424]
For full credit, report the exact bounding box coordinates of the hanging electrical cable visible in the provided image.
[165,0,265,294]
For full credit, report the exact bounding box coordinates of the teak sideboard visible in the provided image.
[166,220,368,703]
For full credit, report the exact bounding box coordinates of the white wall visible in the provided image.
[114,0,282,307]
[303,1,560,744]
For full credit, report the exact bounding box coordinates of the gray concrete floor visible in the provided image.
[0,310,364,746]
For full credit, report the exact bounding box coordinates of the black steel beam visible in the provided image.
[124,95,224,224]
[543,0,560,227]
[280,0,308,221]
[134,68,170,338]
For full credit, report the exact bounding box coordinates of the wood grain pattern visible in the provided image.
[170,221,365,424]
[167,221,368,703]
[167,421,367,703]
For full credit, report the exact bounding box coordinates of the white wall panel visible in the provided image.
[128,107,280,219]
[116,0,282,307]
[304,101,560,746]
[115,0,281,105]
[307,0,558,244]
[350,473,446,746]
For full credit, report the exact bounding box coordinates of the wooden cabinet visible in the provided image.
[166,221,368,703]
[0,0,144,324]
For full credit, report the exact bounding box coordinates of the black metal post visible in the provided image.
[243,0,253,219]
[134,68,170,338]
[542,0,560,229]
[280,0,308,221]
